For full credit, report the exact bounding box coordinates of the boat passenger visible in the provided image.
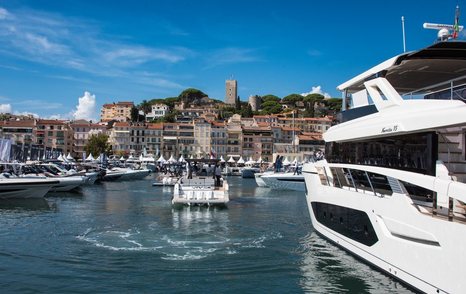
[214,164,222,187]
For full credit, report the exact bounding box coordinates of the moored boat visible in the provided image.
[303,38,466,293]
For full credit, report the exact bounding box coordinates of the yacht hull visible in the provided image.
[261,173,305,191]
[0,179,59,199]
[303,163,466,294]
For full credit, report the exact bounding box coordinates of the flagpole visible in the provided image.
[401,16,407,52]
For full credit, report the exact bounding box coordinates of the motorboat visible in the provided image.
[241,166,261,178]
[0,177,59,199]
[172,175,229,206]
[302,40,466,293]
[260,172,305,191]
[103,167,150,181]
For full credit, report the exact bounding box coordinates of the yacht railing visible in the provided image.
[314,162,466,223]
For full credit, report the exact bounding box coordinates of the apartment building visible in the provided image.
[226,115,242,158]
[100,101,134,122]
[108,121,130,154]
[211,121,227,159]
[69,120,106,158]
[129,123,146,154]
[178,123,195,157]
[145,123,163,155]
[146,104,169,121]
[193,120,211,158]
[242,126,273,161]
[36,119,72,154]
[0,120,35,145]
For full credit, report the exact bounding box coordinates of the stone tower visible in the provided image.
[225,79,237,105]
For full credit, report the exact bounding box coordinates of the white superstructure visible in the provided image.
[303,41,466,293]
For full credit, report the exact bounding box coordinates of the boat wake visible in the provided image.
[77,226,283,261]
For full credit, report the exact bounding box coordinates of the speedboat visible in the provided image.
[0,177,59,199]
[260,172,305,191]
[172,176,229,206]
[103,167,150,181]
[302,40,466,293]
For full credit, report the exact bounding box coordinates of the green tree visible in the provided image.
[260,100,282,114]
[261,94,280,103]
[240,104,253,117]
[178,88,207,103]
[282,93,303,105]
[160,110,180,123]
[138,99,152,116]
[85,133,110,157]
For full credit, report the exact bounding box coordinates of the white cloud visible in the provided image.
[13,111,39,118]
[0,103,12,113]
[205,47,262,69]
[301,86,331,98]
[0,7,9,20]
[73,91,96,121]
[0,6,192,79]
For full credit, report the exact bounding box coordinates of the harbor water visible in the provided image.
[0,176,414,293]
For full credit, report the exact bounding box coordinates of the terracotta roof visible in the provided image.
[147,123,163,129]
[211,121,225,127]
[115,101,134,106]
[37,119,66,125]
[102,104,114,108]
[257,122,270,127]
[303,117,332,122]
[0,120,35,127]
[298,134,323,141]
[281,127,301,131]
[114,122,130,127]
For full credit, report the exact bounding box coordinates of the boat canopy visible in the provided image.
[338,42,466,95]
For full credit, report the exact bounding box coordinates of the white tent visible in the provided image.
[219,155,225,163]
[189,155,194,159]
[86,153,95,161]
[128,155,134,160]
[178,155,186,163]
[210,154,215,159]
[227,156,236,163]
[157,155,166,163]
[139,154,143,161]
[292,157,298,164]
[66,153,74,161]
[245,157,255,165]
[282,157,291,166]
[237,156,245,164]
[168,155,177,163]
[257,157,263,164]
[119,155,125,161]
[57,153,65,162]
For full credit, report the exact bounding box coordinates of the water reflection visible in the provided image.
[298,233,413,293]
[0,198,50,211]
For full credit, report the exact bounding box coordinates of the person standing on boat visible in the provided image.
[214,164,222,187]
[187,162,192,179]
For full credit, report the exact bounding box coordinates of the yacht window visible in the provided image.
[350,169,372,193]
[316,167,329,186]
[330,167,342,187]
[400,180,433,203]
[325,132,437,176]
[367,172,393,196]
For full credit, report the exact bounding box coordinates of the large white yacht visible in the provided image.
[302,40,466,293]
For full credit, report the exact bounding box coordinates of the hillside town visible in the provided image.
[0,80,338,162]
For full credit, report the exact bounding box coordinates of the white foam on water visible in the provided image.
[77,227,284,260]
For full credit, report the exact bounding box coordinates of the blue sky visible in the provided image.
[0,0,463,120]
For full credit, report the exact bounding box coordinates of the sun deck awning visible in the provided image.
[338,41,466,95]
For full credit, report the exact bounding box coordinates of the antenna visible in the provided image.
[423,5,463,41]
[401,16,407,52]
